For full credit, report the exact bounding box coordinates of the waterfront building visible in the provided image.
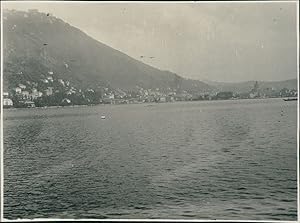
[3,98,13,107]
[249,92,259,99]
[24,101,35,108]
[159,96,166,103]
[62,98,71,104]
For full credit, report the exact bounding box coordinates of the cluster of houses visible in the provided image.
[98,86,197,104]
[239,82,298,99]
[14,84,44,99]
[4,71,75,108]
[122,86,195,103]
[11,82,53,108]
[3,73,298,108]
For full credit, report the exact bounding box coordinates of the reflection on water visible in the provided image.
[3,99,297,220]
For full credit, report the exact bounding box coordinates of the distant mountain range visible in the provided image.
[3,9,297,94]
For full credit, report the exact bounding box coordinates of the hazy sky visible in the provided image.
[3,1,298,82]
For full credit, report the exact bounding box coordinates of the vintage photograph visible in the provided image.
[1,1,298,221]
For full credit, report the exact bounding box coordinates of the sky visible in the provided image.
[2,1,298,82]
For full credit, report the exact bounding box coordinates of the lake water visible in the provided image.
[3,98,298,220]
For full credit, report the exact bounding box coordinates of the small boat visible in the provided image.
[283,98,297,101]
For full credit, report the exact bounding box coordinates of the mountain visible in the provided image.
[3,9,212,93]
[204,79,297,93]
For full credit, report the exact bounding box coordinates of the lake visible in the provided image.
[3,98,298,220]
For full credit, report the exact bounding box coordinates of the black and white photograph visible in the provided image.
[1,1,299,221]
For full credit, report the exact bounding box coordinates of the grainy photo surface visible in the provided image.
[1,1,298,221]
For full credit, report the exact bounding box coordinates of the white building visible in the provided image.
[30,90,42,99]
[19,84,26,89]
[24,101,35,108]
[159,96,166,103]
[15,87,22,94]
[87,88,95,92]
[62,98,71,104]
[47,76,54,82]
[3,98,13,107]
[45,87,54,96]
[58,79,65,86]
[41,79,49,84]
[22,91,30,98]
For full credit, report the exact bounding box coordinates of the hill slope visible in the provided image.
[3,9,212,93]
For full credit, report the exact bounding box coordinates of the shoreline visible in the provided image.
[2,97,296,111]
